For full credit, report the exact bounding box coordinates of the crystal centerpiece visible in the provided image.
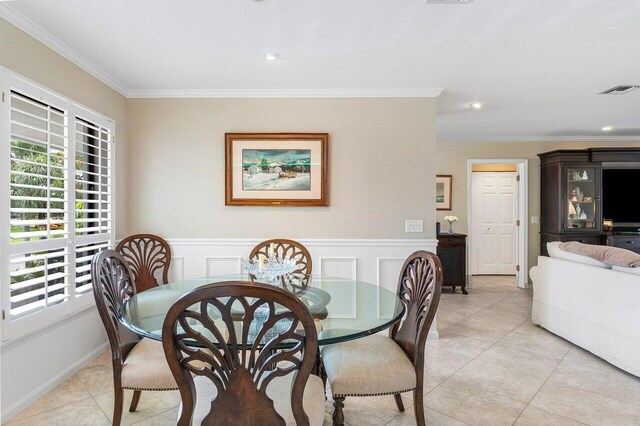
[241,254,298,287]
[241,253,299,343]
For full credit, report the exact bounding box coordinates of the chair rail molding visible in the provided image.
[165,238,437,247]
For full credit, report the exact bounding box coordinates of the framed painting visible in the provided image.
[436,175,452,211]
[225,133,329,206]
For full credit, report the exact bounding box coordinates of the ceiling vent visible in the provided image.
[425,0,474,4]
[599,85,640,95]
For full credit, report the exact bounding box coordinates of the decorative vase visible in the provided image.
[448,221,455,234]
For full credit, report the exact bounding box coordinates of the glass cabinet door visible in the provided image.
[565,166,599,230]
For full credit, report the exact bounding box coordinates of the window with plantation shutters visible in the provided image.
[1,70,116,340]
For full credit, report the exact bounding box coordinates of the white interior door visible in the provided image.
[472,172,517,275]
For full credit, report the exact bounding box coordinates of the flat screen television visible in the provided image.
[602,169,640,229]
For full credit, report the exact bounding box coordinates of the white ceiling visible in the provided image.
[2,0,640,141]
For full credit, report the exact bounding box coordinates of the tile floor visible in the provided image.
[4,275,640,425]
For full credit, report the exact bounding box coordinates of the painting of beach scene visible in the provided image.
[242,149,311,191]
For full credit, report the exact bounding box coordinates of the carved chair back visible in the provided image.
[116,234,171,292]
[162,281,318,426]
[91,250,140,371]
[249,239,312,288]
[389,251,442,373]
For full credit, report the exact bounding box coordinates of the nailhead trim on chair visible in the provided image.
[122,386,178,391]
[333,387,416,398]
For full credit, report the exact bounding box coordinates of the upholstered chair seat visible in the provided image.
[321,335,416,397]
[184,373,326,426]
[120,338,177,391]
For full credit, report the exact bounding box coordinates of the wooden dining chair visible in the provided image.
[92,250,178,426]
[162,281,326,426]
[116,234,172,292]
[321,251,443,426]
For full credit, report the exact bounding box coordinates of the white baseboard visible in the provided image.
[1,341,109,422]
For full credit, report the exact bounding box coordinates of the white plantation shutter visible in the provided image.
[1,71,116,340]
[75,118,113,236]
[75,241,110,295]
[9,247,70,319]
[9,92,69,242]
[72,112,114,302]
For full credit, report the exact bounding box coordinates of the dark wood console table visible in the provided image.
[436,233,467,294]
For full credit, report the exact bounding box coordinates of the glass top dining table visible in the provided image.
[121,274,405,346]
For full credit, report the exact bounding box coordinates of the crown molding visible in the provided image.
[164,238,438,248]
[0,3,129,96]
[438,135,640,143]
[126,88,444,98]
[0,7,444,100]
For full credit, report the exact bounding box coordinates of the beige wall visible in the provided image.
[0,18,128,238]
[436,140,640,273]
[127,97,437,239]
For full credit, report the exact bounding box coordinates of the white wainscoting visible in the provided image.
[206,256,243,277]
[166,238,439,337]
[377,257,406,319]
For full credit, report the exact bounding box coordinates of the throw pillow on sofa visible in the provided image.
[547,241,611,268]
[559,241,640,268]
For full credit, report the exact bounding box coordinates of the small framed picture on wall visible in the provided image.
[436,175,452,211]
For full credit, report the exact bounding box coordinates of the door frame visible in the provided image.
[467,159,529,288]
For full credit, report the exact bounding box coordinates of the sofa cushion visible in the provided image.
[612,265,640,275]
[547,242,610,268]
[559,242,640,268]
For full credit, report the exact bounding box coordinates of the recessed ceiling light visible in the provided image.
[264,52,280,61]
[602,126,613,131]
[470,102,482,109]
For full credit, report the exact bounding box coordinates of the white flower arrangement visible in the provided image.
[444,215,458,223]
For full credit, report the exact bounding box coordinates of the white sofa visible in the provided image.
[530,245,640,377]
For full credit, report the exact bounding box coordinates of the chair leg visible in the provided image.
[113,387,124,426]
[129,390,142,412]
[413,388,426,426]
[393,393,405,412]
[332,396,345,426]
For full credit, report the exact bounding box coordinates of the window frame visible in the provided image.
[0,68,116,343]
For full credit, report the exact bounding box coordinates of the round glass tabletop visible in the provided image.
[121,274,404,346]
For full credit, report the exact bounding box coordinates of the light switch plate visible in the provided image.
[405,220,424,233]
[531,216,540,224]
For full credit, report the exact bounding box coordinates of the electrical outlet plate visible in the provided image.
[405,220,424,233]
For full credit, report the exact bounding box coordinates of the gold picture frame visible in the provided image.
[225,133,329,207]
